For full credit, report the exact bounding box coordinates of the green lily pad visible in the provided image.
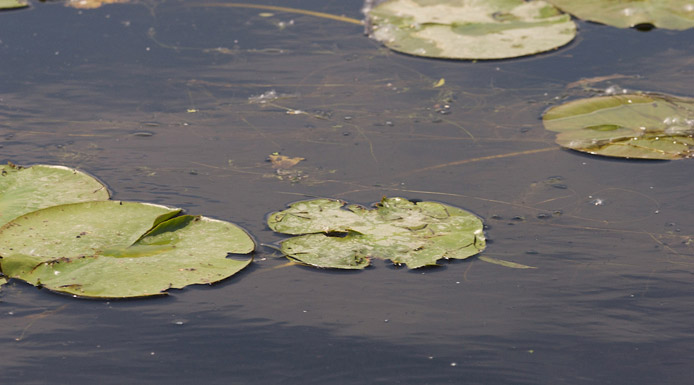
[0,201,255,298]
[366,0,577,60]
[0,0,28,10]
[0,163,110,227]
[543,92,694,159]
[267,197,486,269]
[547,0,694,30]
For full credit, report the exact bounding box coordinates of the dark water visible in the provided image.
[1,1,694,383]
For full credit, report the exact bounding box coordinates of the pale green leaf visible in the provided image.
[268,197,486,269]
[547,0,694,30]
[367,0,576,60]
[0,164,109,227]
[0,0,28,10]
[543,92,694,160]
[0,201,255,298]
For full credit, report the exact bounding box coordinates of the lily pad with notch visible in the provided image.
[547,0,694,30]
[0,201,255,298]
[542,92,694,159]
[366,0,577,60]
[267,197,486,269]
[0,163,110,227]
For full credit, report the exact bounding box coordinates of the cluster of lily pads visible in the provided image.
[1,1,693,299]
[366,0,694,160]
[0,163,255,298]
[0,163,486,298]
[366,0,694,60]
[3,1,693,159]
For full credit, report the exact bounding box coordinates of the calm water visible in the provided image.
[2,1,694,383]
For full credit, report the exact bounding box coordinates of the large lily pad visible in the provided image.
[267,197,486,269]
[547,0,694,30]
[543,93,694,159]
[0,163,109,227]
[0,201,255,298]
[366,0,577,60]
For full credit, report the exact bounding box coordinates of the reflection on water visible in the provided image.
[1,0,694,383]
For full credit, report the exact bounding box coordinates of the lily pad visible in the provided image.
[366,0,577,60]
[0,201,255,298]
[267,197,486,269]
[0,163,109,227]
[543,93,694,159]
[547,0,694,30]
[0,0,28,10]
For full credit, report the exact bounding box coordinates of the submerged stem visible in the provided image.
[192,3,363,26]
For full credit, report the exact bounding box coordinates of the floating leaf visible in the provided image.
[0,163,109,227]
[366,0,577,60]
[547,0,694,30]
[543,93,694,160]
[0,0,27,10]
[0,201,255,298]
[268,197,486,269]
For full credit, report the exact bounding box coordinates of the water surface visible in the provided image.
[1,1,694,383]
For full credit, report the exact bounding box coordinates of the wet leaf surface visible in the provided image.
[542,93,694,159]
[268,197,486,269]
[0,0,27,10]
[0,163,109,227]
[547,0,694,30]
[366,0,576,59]
[0,201,254,298]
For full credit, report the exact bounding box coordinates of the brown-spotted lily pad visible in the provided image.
[268,197,486,269]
